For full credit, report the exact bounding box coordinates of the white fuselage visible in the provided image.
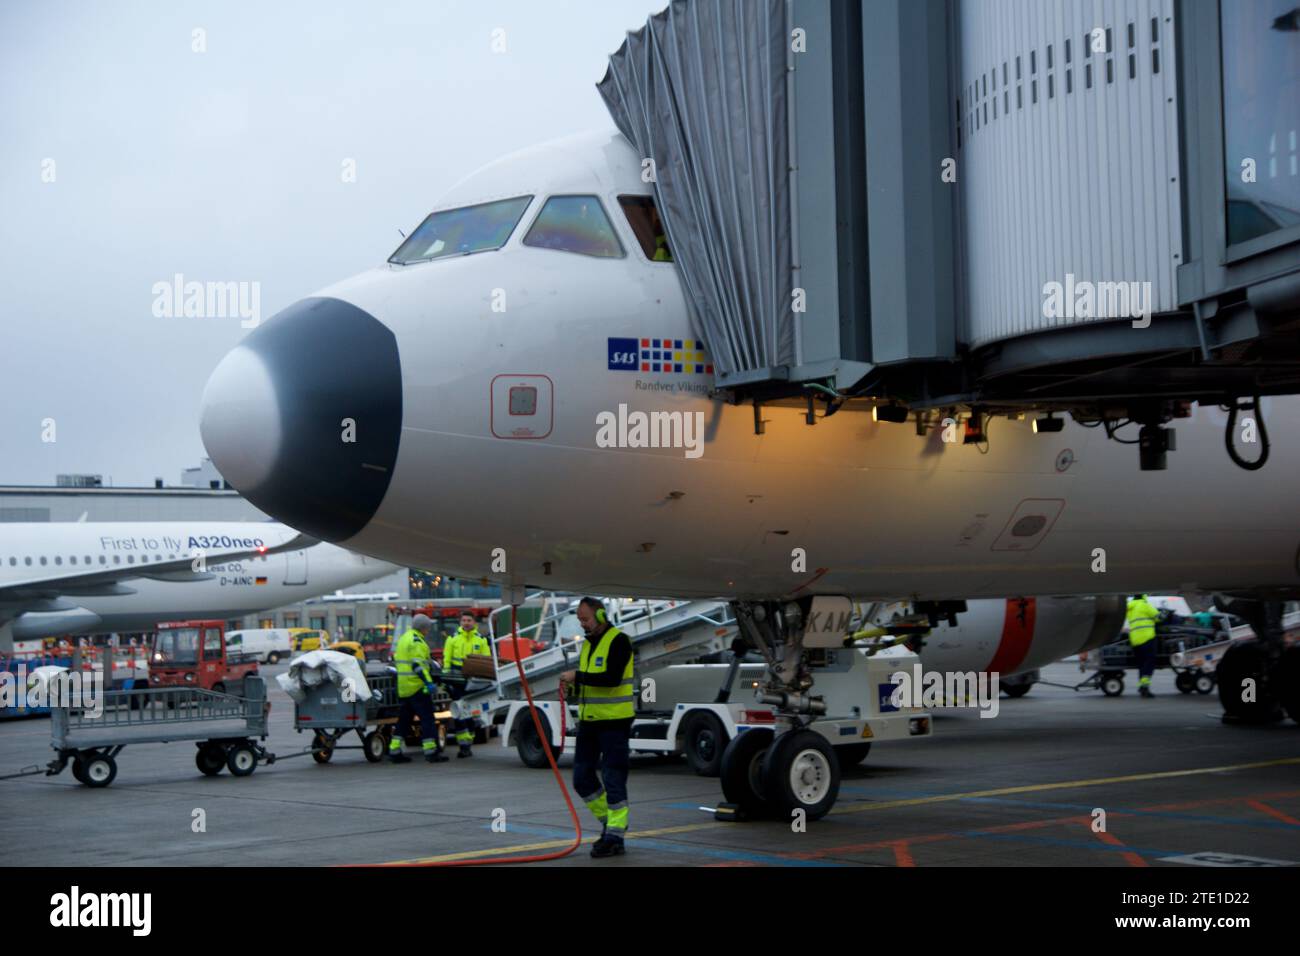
[201,131,1300,603]
[0,522,398,639]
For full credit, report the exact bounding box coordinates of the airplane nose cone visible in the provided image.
[199,297,402,541]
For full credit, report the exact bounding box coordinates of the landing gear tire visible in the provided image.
[1001,680,1033,698]
[1279,645,1300,725]
[761,730,841,823]
[719,728,774,818]
[835,742,872,766]
[1101,674,1125,697]
[226,744,258,777]
[1195,673,1216,695]
[516,712,559,768]
[196,744,226,776]
[1217,640,1285,723]
[1175,672,1196,694]
[81,751,117,788]
[363,731,386,763]
[682,712,728,776]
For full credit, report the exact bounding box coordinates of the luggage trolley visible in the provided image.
[289,671,452,764]
[21,677,275,787]
[1165,621,1236,695]
[1059,615,1232,697]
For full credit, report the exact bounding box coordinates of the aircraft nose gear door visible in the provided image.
[283,550,307,586]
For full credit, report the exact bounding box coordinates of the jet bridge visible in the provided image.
[598,0,1300,470]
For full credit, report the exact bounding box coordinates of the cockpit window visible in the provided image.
[389,195,532,265]
[618,195,673,262]
[523,196,624,258]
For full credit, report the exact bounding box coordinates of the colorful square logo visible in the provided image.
[610,335,713,376]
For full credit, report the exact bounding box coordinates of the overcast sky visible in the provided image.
[0,0,663,486]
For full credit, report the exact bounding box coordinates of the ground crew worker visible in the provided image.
[1127,593,1160,698]
[441,613,490,758]
[647,204,672,262]
[390,614,448,763]
[560,597,634,858]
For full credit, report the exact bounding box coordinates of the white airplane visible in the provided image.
[0,522,399,647]
[199,129,1300,816]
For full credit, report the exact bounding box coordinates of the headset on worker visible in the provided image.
[578,596,608,626]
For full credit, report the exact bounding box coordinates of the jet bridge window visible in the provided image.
[618,195,673,262]
[1221,0,1300,247]
[388,195,533,265]
[523,195,624,258]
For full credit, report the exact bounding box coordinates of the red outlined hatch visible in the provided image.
[490,374,554,439]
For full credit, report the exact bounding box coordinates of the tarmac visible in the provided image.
[2,661,1298,867]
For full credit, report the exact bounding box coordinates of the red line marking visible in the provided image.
[891,841,916,867]
[1091,827,1149,867]
[780,791,1300,866]
[1245,799,1300,827]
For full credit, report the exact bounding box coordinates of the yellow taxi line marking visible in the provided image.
[373,756,1300,865]
[830,756,1300,815]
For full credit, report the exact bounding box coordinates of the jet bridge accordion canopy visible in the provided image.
[597,0,796,389]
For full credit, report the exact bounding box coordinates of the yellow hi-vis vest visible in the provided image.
[1126,598,1159,647]
[578,626,635,721]
[393,629,432,698]
[443,627,490,674]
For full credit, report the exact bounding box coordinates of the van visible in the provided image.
[224,628,294,664]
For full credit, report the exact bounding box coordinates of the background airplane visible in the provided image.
[0,522,399,647]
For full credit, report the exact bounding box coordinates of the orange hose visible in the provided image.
[372,603,583,867]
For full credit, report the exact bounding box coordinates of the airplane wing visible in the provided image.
[0,532,319,604]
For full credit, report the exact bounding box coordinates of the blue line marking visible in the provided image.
[960,796,1300,830]
[481,820,840,866]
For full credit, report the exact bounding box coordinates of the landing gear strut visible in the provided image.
[715,600,842,822]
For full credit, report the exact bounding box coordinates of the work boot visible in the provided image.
[1140,685,1153,698]
[457,745,473,759]
[590,836,625,858]
[425,748,449,763]
[389,752,412,764]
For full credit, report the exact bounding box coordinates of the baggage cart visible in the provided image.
[3,677,275,787]
[288,671,452,764]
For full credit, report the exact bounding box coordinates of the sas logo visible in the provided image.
[608,337,713,375]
